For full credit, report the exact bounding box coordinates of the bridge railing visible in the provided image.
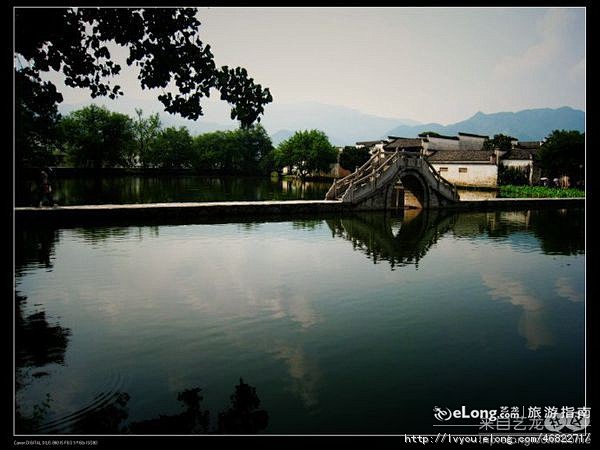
[327,149,460,204]
[326,150,394,200]
[420,156,460,201]
[346,151,400,189]
[342,151,403,203]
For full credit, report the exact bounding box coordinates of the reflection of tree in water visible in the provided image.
[15,229,70,429]
[132,378,268,434]
[128,388,209,434]
[34,175,331,205]
[217,378,269,433]
[15,229,60,273]
[71,226,135,245]
[292,220,322,231]
[529,208,584,255]
[15,292,72,430]
[326,209,457,270]
[18,379,269,435]
[450,208,584,256]
[15,294,71,372]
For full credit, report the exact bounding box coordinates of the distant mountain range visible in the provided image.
[385,107,585,142]
[58,97,419,146]
[58,97,584,145]
[260,102,420,145]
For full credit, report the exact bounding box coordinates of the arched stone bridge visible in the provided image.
[325,151,460,209]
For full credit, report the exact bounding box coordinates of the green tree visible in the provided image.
[483,134,513,153]
[418,131,443,138]
[132,109,162,168]
[147,127,194,169]
[274,130,338,179]
[537,130,585,183]
[59,105,135,168]
[339,146,370,171]
[191,125,273,175]
[192,130,234,172]
[234,125,274,174]
[15,8,273,167]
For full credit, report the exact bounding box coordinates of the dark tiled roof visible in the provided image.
[516,141,542,149]
[458,132,489,139]
[387,136,416,140]
[504,148,536,160]
[384,138,423,150]
[356,140,387,146]
[426,150,493,162]
[418,133,460,140]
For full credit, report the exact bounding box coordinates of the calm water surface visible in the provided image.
[15,208,584,434]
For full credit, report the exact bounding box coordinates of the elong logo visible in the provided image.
[433,406,498,422]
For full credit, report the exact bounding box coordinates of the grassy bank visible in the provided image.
[499,185,585,198]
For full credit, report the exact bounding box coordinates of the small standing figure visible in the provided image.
[38,168,55,207]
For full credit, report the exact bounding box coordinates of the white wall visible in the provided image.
[501,159,531,169]
[458,135,486,150]
[424,137,460,150]
[431,163,497,187]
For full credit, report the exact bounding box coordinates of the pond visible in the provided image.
[15,208,585,434]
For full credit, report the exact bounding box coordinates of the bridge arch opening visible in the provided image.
[396,171,429,209]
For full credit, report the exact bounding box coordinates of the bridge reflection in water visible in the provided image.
[326,209,456,269]
[325,207,583,270]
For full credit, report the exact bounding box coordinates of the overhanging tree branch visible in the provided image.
[15,7,272,125]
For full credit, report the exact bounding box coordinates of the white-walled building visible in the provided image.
[350,134,543,188]
[427,150,498,187]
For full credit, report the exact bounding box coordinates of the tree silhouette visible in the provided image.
[15,8,273,167]
[218,378,269,433]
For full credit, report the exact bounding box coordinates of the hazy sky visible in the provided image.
[41,7,585,125]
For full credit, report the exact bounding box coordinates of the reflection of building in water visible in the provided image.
[451,210,532,238]
[481,274,553,350]
[488,210,531,229]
